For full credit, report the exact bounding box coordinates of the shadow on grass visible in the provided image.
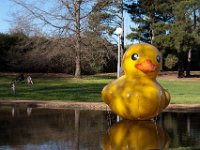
[31,83,105,101]
[85,73,116,80]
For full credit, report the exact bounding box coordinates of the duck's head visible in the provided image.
[122,43,161,80]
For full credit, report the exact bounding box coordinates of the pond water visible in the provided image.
[0,107,199,150]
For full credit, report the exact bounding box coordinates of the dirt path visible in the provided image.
[1,71,200,81]
[1,100,200,112]
[158,71,200,81]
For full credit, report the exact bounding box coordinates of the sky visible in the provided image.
[0,0,14,33]
[0,0,133,45]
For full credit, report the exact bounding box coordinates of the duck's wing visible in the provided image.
[101,76,126,105]
[101,85,111,105]
[163,89,171,108]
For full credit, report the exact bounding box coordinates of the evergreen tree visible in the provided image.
[126,0,200,77]
[86,0,125,73]
[125,0,168,43]
[154,0,200,77]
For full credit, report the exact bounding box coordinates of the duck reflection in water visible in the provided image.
[101,120,169,150]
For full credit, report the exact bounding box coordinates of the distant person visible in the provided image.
[11,82,16,94]
[27,76,33,85]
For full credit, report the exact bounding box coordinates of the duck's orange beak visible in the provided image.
[135,59,157,73]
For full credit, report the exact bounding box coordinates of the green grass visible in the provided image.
[0,73,199,103]
[0,74,114,102]
[158,79,200,104]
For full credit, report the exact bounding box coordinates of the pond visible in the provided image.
[0,107,200,150]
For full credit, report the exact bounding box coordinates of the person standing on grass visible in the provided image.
[27,76,33,85]
[11,82,16,94]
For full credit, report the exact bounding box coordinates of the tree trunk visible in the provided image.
[74,0,81,78]
[177,60,184,78]
[150,28,155,44]
[186,10,197,77]
[186,49,191,77]
[120,0,124,77]
[75,38,81,78]
[150,2,155,44]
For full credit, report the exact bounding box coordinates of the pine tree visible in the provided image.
[154,0,200,77]
[125,0,168,44]
[126,0,200,77]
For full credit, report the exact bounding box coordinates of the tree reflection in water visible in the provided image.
[0,107,110,150]
[160,112,200,149]
[0,107,200,149]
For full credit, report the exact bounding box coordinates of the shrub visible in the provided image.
[164,54,178,69]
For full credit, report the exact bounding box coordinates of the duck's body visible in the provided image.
[102,75,170,120]
[102,43,170,120]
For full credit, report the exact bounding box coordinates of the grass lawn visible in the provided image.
[158,79,200,104]
[0,73,199,104]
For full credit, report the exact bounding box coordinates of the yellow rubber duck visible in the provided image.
[102,43,170,120]
[101,120,169,150]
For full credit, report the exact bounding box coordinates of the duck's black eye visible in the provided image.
[157,55,161,63]
[131,53,139,60]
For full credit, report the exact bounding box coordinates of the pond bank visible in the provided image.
[1,100,200,112]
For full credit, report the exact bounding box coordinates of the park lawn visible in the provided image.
[0,73,199,104]
[158,79,200,104]
[0,74,114,102]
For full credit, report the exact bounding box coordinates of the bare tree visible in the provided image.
[10,0,99,78]
[9,15,43,37]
